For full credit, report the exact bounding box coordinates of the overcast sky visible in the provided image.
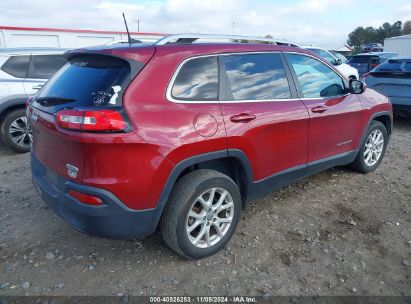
[1,0,410,48]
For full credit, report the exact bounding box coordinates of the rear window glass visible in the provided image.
[27,55,67,79]
[349,56,371,64]
[36,55,131,107]
[374,60,411,72]
[221,53,291,100]
[1,55,30,78]
[171,56,218,101]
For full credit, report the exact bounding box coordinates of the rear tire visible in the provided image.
[160,169,241,259]
[350,121,387,173]
[0,109,32,153]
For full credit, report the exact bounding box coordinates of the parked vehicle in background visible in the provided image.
[0,48,68,152]
[29,34,392,259]
[363,43,383,53]
[362,57,411,117]
[329,50,348,64]
[104,38,143,45]
[348,52,399,77]
[304,46,359,79]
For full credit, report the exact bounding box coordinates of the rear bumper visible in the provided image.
[31,153,160,239]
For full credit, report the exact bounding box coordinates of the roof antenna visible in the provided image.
[122,12,132,45]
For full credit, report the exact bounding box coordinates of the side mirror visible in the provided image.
[349,79,365,94]
[334,58,342,66]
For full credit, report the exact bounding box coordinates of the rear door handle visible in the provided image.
[32,85,43,90]
[230,113,256,123]
[311,106,327,113]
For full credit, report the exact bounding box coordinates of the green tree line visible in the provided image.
[347,20,411,51]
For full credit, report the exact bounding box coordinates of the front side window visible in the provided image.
[315,49,337,65]
[171,56,218,101]
[28,55,67,79]
[1,55,30,78]
[286,54,345,98]
[221,53,291,100]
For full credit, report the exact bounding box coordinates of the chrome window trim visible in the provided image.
[166,51,296,104]
[166,51,350,104]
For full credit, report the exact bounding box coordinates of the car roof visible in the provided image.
[0,47,70,56]
[69,43,309,60]
[302,46,328,52]
[387,56,411,62]
[355,52,398,57]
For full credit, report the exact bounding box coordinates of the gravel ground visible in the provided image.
[0,118,410,297]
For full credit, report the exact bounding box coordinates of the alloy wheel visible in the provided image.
[8,116,32,148]
[186,187,234,248]
[363,129,384,167]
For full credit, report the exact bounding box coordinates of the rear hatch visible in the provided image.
[29,47,153,183]
[349,56,373,75]
[370,79,411,100]
[367,64,411,100]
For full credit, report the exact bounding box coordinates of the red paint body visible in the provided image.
[29,43,392,213]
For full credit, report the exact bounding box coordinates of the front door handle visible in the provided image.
[311,106,327,113]
[32,85,43,90]
[230,113,256,123]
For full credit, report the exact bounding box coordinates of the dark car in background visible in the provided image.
[363,43,383,53]
[362,57,411,117]
[348,52,399,77]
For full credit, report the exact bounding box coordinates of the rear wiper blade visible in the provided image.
[35,97,75,106]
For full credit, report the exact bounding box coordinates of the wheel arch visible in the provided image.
[151,149,255,230]
[355,111,392,159]
[0,97,28,123]
[372,112,392,137]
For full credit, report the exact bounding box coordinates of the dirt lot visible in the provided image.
[0,118,410,297]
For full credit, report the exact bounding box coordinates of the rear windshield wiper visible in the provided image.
[35,97,75,107]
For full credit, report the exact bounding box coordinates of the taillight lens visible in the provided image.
[56,109,127,132]
[370,63,378,68]
[68,190,103,206]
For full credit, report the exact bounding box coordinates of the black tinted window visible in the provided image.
[36,55,131,108]
[1,55,30,78]
[375,60,411,72]
[286,54,345,98]
[349,56,371,64]
[28,55,67,79]
[172,57,218,101]
[222,53,291,100]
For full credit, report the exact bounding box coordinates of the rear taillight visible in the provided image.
[68,190,103,206]
[370,63,378,68]
[56,109,127,132]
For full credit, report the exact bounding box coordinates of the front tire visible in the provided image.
[160,169,241,259]
[350,121,388,173]
[0,109,32,153]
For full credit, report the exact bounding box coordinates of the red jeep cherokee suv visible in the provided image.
[29,35,392,259]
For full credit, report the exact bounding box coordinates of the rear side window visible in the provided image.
[27,55,67,79]
[374,60,411,72]
[286,54,345,98]
[1,55,30,78]
[171,57,218,101]
[36,55,131,107]
[221,53,291,100]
